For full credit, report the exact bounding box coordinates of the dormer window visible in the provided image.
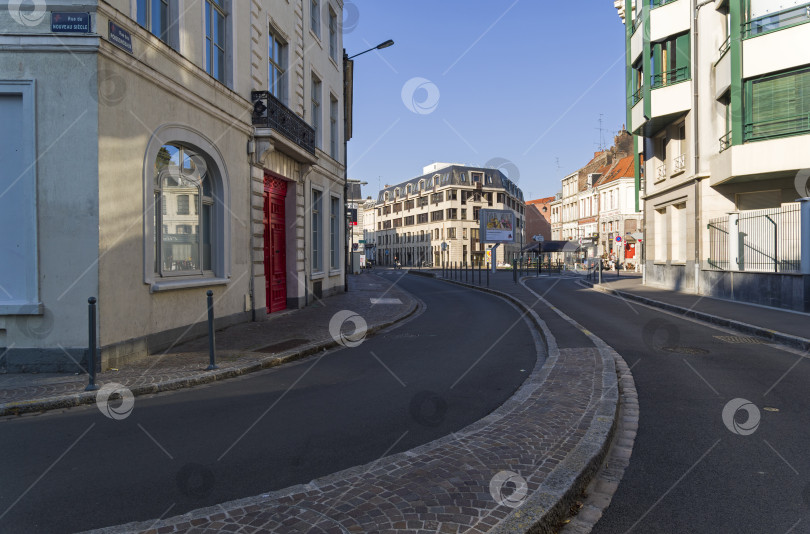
[395,188,400,198]
[384,191,389,201]
[460,173,466,183]
[419,180,425,190]
[406,184,412,195]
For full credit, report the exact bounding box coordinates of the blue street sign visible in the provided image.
[616,236,622,242]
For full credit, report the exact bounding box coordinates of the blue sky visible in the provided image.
[342,0,628,201]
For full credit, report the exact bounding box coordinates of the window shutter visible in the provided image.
[675,33,690,79]
[750,68,810,138]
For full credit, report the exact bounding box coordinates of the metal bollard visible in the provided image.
[478,262,481,285]
[465,263,468,283]
[486,264,490,287]
[206,290,218,370]
[85,297,99,391]
[512,259,517,284]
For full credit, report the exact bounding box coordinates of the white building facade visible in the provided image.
[616,0,810,310]
[375,164,526,267]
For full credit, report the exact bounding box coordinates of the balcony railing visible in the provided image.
[251,90,316,154]
[631,9,643,33]
[718,35,730,56]
[744,3,810,39]
[651,66,689,89]
[744,114,810,142]
[630,86,643,106]
[673,154,686,173]
[651,0,678,8]
[656,164,666,180]
[719,131,732,152]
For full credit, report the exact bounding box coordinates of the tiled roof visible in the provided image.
[596,155,635,186]
[526,197,556,205]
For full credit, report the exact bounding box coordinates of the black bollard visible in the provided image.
[206,290,218,370]
[512,259,517,284]
[85,297,99,391]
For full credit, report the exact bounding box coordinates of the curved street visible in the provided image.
[0,275,539,533]
[525,275,810,534]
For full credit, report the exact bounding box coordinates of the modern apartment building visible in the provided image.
[616,0,810,310]
[0,0,346,371]
[375,164,526,267]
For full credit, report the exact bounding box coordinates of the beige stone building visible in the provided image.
[375,164,526,268]
[0,0,346,371]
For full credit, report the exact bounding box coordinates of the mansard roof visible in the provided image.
[377,165,524,203]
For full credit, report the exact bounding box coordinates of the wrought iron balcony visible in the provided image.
[251,90,316,154]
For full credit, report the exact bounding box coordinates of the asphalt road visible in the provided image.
[525,276,810,534]
[0,274,540,533]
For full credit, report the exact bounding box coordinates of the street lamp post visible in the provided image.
[343,39,394,292]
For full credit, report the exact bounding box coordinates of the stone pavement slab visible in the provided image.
[82,269,621,534]
[0,272,417,417]
[582,274,810,351]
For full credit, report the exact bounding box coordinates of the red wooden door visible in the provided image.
[264,175,287,313]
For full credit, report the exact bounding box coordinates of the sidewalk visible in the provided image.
[83,269,620,534]
[582,273,810,351]
[0,272,417,417]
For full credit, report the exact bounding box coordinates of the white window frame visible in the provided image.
[310,0,321,38]
[311,73,322,149]
[268,26,287,104]
[312,187,324,273]
[329,94,338,160]
[330,195,340,270]
[328,6,338,62]
[204,0,228,84]
[143,124,231,292]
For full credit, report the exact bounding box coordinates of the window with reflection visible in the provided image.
[153,144,213,275]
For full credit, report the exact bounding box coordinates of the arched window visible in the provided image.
[153,143,213,274]
[143,125,231,290]
[406,184,412,195]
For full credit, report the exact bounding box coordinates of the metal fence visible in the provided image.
[707,203,801,272]
[707,216,730,270]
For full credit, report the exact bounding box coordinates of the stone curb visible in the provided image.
[412,270,619,534]
[579,279,810,352]
[82,271,618,534]
[0,300,419,418]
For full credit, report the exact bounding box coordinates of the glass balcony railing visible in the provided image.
[651,66,689,89]
[744,3,810,38]
[744,114,810,141]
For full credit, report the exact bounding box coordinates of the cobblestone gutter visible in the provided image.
[84,272,619,534]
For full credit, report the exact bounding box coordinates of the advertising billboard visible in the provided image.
[479,209,515,243]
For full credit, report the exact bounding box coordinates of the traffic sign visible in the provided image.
[615,236,622,243]
[533,234,544,242]
[441,242,447,251]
